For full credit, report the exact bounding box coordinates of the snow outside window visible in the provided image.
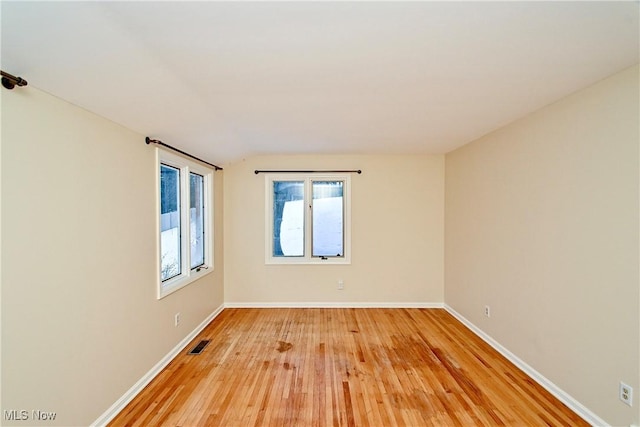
[157,149,214,299]
[265,174,351,265]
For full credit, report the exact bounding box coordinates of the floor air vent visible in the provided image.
[188,340,210,355]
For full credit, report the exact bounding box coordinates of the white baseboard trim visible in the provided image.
[443,304,608,427]
[91,304,225,427]
[223,302,444,309]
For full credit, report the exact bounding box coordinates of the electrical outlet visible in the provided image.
[337,279,344,290]
[620,382,633,406]
[175,313,181,327]
[484,306,490,318]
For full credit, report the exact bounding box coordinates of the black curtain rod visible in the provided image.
[254,169,361,174]
[1,70,28,90]
[146,137,223,171]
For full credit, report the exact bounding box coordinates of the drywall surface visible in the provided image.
[224,154,444,305]
[445,65,639,426]
[1,87,224,425]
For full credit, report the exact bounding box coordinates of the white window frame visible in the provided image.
[156,148,214,299]
[265,173,351,265]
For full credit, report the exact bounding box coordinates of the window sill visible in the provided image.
[157,267,214,299]
[265,258,351,265]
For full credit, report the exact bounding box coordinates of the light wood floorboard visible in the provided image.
[109,308,588,426]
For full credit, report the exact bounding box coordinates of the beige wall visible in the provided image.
[224,154,444,305]
[445,65,639,426]
[0,87,224,425]
[2,63,636,426]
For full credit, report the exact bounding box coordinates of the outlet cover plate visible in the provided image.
[620,382,633,406]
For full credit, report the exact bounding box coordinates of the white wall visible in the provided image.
[224,154,444,305]
[0,87,224,426]
[445,65,639,426]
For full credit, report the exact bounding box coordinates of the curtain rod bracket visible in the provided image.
[145,136,223,171]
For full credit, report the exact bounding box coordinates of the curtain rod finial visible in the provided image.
[1,70,28,90]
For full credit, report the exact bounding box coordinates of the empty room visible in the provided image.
[1,2,638,426]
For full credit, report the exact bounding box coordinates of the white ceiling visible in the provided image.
[2,1,638,165]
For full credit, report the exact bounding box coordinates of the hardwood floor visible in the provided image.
[109,308,588,426]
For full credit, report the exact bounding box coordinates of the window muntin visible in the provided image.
[266,174,351,264]
[157,149,214,298]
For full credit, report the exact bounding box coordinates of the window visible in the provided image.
[265,174,351,264]
[157,149,214,298]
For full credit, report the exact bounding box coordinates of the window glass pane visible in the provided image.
[312,181,344,257]
[190,173,205,269]
[160,164,181,281]
[273,181,304,257]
